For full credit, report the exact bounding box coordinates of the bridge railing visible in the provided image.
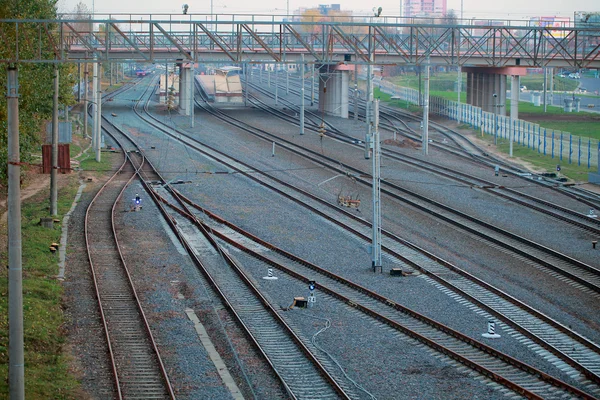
[377,79,599,169]
[2,18,600,66]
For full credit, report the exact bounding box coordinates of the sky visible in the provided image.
[56,0,597,20]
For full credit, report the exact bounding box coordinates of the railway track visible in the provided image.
[166,187,599,399]
[102,78,356,399]
[121,77,600,394]
[249,77,600,233]
[253,74,600,212]
[85,86,176,399]
[209,79,600,294]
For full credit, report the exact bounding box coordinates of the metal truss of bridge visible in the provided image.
[1,15,599,68]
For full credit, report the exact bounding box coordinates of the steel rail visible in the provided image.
[84,83,176,399]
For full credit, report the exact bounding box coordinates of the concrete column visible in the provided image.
[178,64,187,113]
[510,75,520,121]
[7,66,25,400]
[317,69,349,118]
[51,64,59,216]
[510,75,520,157]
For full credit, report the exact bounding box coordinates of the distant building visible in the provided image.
[317,4,341,15]
[402,0,447,18]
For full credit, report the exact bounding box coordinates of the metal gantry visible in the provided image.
[0,16,599,68]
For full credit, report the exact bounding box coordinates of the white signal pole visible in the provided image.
[372,99,382,272]
[300,54,305,134]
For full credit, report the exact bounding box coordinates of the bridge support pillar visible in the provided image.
[178,64,192,116]
[318,65,351,118]
[464,67,527,117]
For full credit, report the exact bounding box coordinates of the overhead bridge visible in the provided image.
[1,16,599,68]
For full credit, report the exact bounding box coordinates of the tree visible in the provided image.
[0,0,77,186]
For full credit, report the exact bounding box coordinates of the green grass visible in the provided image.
[525,121,600,141]
[0,175,82,399]
[494,137,594,181]
[390,72,580,93]
[79,150,118,174]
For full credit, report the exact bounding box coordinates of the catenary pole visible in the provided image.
[51,64,59,216]
[96,63,102,162]
[372,99,382,272]
[422,57,430,155]
[83,61,89,138]
[365,26,373,159]
[92,61,98,148]
[300,54,305,134]
[190,54,195,128]
[8,65,25,400]
[311,63,315,106]
[354,63,358,121]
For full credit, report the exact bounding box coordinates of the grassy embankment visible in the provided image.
[0,135,115,399]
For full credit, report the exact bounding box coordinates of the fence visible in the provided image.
[376,79,599,169]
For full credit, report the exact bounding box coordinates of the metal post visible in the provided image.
[7,66,25,400]
[110,62,113,86]
[275,67,278,105]
[418,66,422,106]
[84,61,88,138]
[92,61,98,148]
[77,63,81,103]
[422,58,430,155]
[286,68,289,95]
[372,99,382,272]
[354,63,358,121]
[543,67,547,112]
[300,54,305,134]
[311,63,315,106]
[510,75,519,157]
[365,28,373,159]
[549,68,554,106]
[190,55,195,128]
[244,63,248,106]
[165,63,168,101]
[96,64,102,162]
[51,64,59,216]
[457,66,461,103]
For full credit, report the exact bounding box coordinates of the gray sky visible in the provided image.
[57,0,597,20]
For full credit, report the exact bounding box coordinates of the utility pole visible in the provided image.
[543,67,548,113]
[95,63,102,162]
[275,67,278,105]
[7,65,25,400]
[311,63,315,106]
[51,64,59,216]
[365,26,374,159]
[84,61,88,139]
[422,57,430,155]
[371,99,382,272]
[244,63,248,106]
[354,63,359,122]
[77,63,81,103]
[92,61,98,149]
[300,54,305,134]
[190,54,195,128]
